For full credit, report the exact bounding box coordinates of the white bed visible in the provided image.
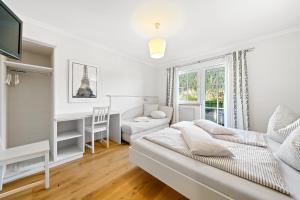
[129,133,300,200]
[121,105,173,143]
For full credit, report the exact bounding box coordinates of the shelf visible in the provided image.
[57,145,82,161]
[57,131,82,142]
[5,157,44,180]
[4,61,53,73]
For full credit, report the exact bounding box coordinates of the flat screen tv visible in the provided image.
[0,1,22,60]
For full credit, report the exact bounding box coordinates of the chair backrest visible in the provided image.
[92,106,110,127]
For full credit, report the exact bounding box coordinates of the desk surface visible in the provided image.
[55,110,120,121]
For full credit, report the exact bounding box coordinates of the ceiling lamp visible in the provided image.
[148,23,166,59]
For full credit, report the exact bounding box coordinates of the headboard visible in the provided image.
[106,95,159,119]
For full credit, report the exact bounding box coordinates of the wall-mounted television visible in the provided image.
[0,1,22,60]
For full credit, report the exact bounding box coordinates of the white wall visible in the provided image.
[157,30,300,132]
[22,21,158,115]
[247,31,300,132]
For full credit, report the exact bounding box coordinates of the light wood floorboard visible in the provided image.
[1,141,188,200]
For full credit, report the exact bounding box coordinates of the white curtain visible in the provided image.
[226,50,250,130]
[166,67,179,123]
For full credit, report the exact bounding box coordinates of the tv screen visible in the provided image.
[0,1,22,60]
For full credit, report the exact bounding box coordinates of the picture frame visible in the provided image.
[68,60,100,103]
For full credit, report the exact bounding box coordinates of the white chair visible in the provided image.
[85,107,110,153]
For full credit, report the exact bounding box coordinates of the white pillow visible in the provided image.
[276,118,300,141]
[277,127,300,172]
[150,110,166,119]
[194,119,235,135]
[267,105,298,143]
[143,104,158,116]
[179,126,234,157]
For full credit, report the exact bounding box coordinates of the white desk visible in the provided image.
[55,111,121,144]
[53,111,121,164]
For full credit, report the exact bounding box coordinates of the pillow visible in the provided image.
[143,104,158,116]
[194,119,235,135]
[150,110,166,119]
[267,105,298,143]
[277,127,300,171]
[179,126,234,157]
[276,118,300,142]
[158,105,173,120]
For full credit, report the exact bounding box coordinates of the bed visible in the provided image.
[129,126,300,200]
[121,105,173,143]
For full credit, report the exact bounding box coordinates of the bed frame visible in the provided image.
[129,146,233,200]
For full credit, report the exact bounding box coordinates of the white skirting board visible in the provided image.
[129,147,233,200]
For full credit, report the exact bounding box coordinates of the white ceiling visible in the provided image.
[5,0,300,67]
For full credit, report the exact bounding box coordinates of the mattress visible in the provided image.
[122,118,169,135]
[122,124,169,144]
[132,135,300,200]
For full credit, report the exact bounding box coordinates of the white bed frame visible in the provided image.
[129,147,233,200]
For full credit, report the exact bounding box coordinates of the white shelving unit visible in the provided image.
[0,39,55,183]
[57,145,82,161]
[54,118,85,162]
[57,131,82,142]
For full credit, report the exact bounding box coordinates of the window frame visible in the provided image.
[177,59,228,126]
[201,65,226,125]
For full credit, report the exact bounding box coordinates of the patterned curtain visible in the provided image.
[166,67,179,123]
[226,50,250,130]
[166,67,175,107]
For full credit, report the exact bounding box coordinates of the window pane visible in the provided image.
[205,69,217,86]
[179,73,187,88]
[205,83,218,107]
[205,108,217,123]
[205,66,225,125]
[218,88,224,108]
[218,68,225,84]
[178,72,199,103]
[179,87,187,102]
[218,109,224,126]
[187,72,198,102]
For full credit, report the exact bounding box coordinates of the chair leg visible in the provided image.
[100,132,103,142]
[92,133,95,154]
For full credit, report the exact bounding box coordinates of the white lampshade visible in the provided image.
[148,38,166,59]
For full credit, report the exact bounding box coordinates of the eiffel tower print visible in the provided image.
[75,65,96,98]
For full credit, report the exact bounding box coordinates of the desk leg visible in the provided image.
[109,114,121,144]
[44,152,50,189]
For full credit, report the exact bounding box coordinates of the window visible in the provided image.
[179,71,199,103]
[177,64,226,126]
[204,67,225,125]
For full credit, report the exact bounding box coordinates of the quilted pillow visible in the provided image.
[267,105,298,143]
[277,127,300,171]
[276,118,300,142]
[143,104,158,116]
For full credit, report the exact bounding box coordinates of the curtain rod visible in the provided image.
[174,47,255,69]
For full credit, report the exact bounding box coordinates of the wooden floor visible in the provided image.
[1,141,188,200]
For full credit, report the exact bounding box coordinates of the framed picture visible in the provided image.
[68,60,100,103]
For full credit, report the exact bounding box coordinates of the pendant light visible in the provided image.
[148,23,166,59]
